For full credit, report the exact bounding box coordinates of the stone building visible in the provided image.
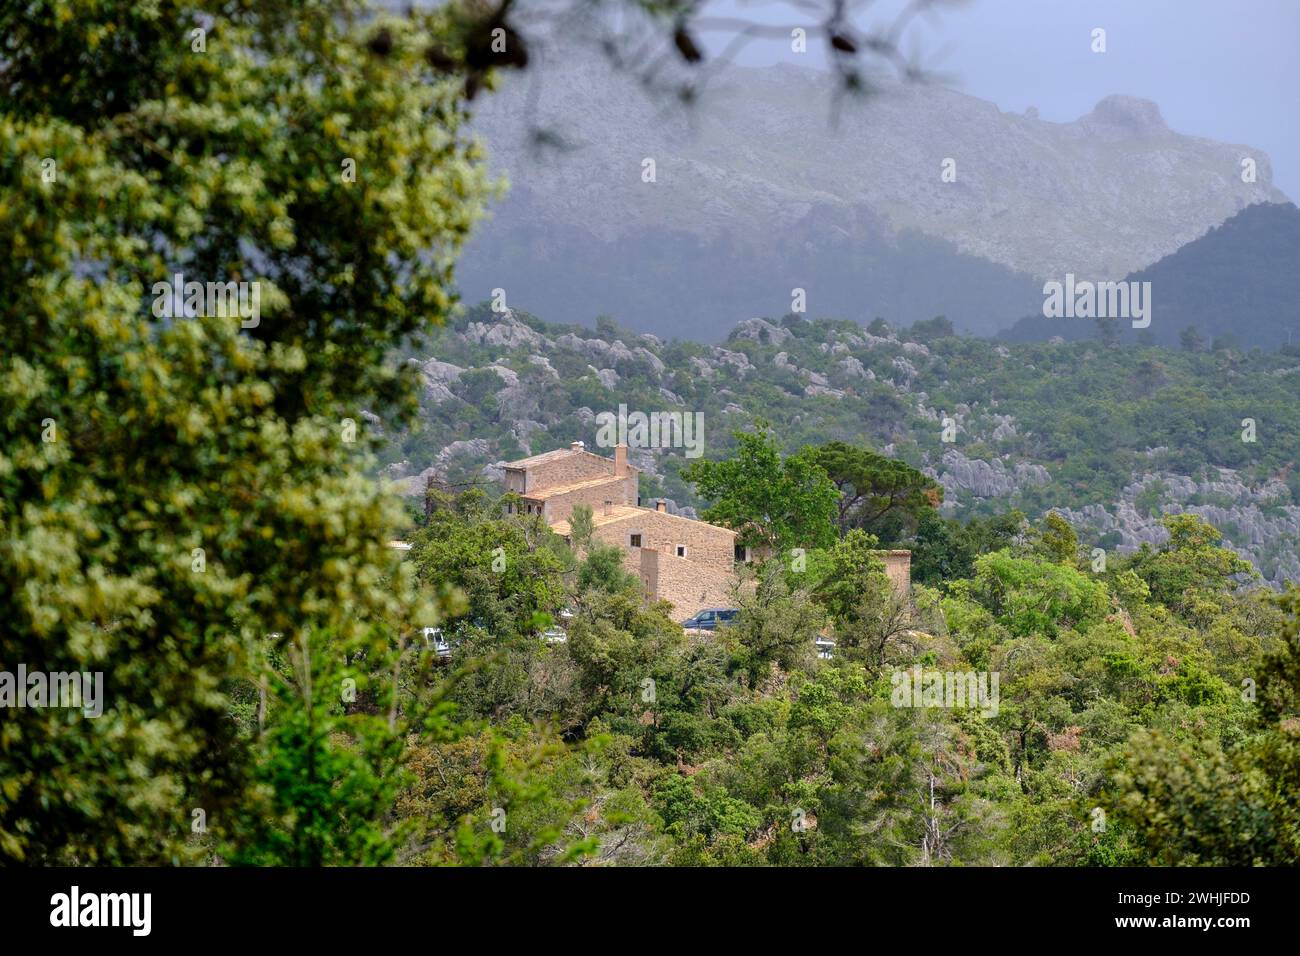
[551,500,742,622]
[503,441,639,525]
[878,550,912,595]
[503,442,911,622]
[505,442,738,620]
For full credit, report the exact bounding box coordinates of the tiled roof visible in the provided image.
[551,505,737,538]
[503,447,582,469]
[550,504,641,535]
[521,474,626,501]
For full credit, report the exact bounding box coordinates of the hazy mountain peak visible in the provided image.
[1084,95,1168,134]
[461,50,1288,339]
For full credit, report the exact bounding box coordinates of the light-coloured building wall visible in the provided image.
[640,548,738,622]
[880,550,911,596]
[538,476,636,525]
[590,507,736,568]
[519,452,612,493]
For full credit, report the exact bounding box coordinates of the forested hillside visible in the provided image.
[8,0,1297,881]
[385,470,1300,866]
[1000,201,1300,350]
[385,306,1300,585]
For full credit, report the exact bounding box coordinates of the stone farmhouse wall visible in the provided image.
[511,450,604,493]
[539,476,636,525]
[590,507,736,569]
[880,550,911,595]
[639,548,738,622]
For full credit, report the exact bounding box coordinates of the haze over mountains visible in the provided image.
[1001,200,1300,349]
[458,52,1287,342]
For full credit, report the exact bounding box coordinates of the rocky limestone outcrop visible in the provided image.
[1053,469,1300,583]
[417,358,465,404]
[931,450,1050,499]
[463,311,546,350]
[838,356,870,379]
[711,348,753,375]
[527,354,560,379]
[555,332,637,367]
[731,318,791,347]
[392,439,494,497]
[485,364,519,388]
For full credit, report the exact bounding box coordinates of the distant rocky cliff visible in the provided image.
[458,53,1287,340]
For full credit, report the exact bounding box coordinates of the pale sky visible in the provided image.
[702,0,1298,198]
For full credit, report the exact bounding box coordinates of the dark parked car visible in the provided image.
[682,608,739,631]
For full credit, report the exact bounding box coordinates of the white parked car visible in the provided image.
[421,627,451,658]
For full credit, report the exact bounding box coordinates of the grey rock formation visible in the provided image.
[555,333,637,367]
[392,439,494,497]
[511,419,548,453]
[1053,469,1300,583]
[527,354,560,379]
[464,315,545,350]
[892,356,919,385]
[805,383,845,398]
[629,445,660,478]
[495,383,538,421]
[732,318,791,347]
[634,347,666,376]
[417,358,464,404]
[838,356,869,379]
[485,364,520,388]
[932,450,1049,499]
[711,348,753,374]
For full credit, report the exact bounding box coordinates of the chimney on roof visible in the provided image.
[570,440,585,452]
[614,443,628,476]
[655,500,666,513]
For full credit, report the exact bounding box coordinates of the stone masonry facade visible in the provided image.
[504,442,910,622]
[503,441,639,526]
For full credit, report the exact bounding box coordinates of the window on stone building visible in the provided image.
[676,545,687,558]
[630,534,642,548]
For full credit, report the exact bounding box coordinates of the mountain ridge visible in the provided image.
[457,53,1287,340]
[999,201,1300,349]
